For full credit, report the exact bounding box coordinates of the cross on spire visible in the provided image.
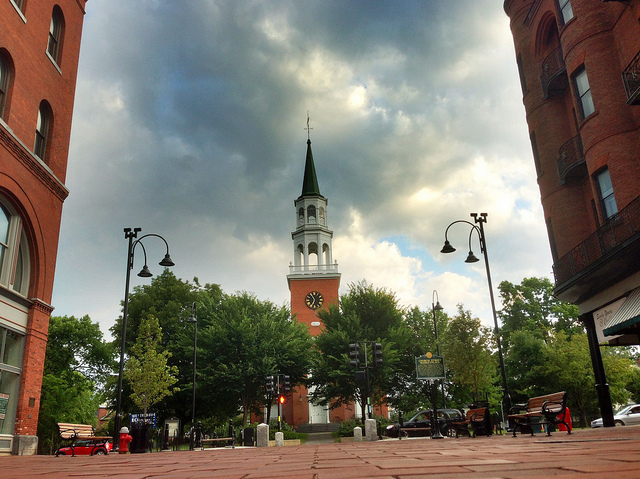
[304,111,313,140]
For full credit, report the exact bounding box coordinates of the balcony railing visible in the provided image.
[557,135,585,184]
[289,263,339,275]
[541,46,568,99]
[622,50,640,105]
[553,195,640,285]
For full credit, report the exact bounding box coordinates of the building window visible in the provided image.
[573,67,595,119]
[34,101,52,161]
[0,325,24,436]
[596,168,618,220]
[530,131,542,177]
[0,51,11,121]
[47,6,65,65]
[11,0,25,12]
[0,199,31,296]
[517,54,527,95]
[558,0,573,25]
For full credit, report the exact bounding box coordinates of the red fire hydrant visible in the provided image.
[118,427,133,454]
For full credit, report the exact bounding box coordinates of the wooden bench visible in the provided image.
[201,436,235,449]
[451,408,491,438]
[508,391,571,437]
[55,423,112,456]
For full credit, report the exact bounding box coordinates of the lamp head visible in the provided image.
[159,254,175,267]
[440,241,456,254]
[137,265,153,277]
[434,301,443,311]
[465,251,480,263]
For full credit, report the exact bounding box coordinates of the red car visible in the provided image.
[56,439,112,456]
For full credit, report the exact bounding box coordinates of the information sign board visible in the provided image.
[416,353,445,380]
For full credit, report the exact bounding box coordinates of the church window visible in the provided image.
[298,207,304,225]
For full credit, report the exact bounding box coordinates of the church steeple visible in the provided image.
[300,139,322,198]
[288,134,340,287]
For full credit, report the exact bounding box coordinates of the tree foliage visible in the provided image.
[37,315,113,454]
[441,305,498,408]
[197,291,314,426]
[124,315,179,416]
[310,281,411,417]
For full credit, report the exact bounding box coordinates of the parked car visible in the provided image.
[56,439,113,456]
[385,408,464,438]
[591,404,640,428]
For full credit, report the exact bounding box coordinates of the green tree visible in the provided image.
[441,305,498,408]
[310,281,410,418]
[498,277,581,350]
[110,270,221,430]
[197,291,313,426]
[37,315,113,454]
[124,315,179,417]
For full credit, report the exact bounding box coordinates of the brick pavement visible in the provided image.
[1,426,639,478]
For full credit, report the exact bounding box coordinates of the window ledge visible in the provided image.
[9,0,26,23]
[45,52,62,75]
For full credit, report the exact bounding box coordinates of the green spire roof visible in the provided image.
[300,139,323,197]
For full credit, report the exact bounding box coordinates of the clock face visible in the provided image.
[305,291,324,310]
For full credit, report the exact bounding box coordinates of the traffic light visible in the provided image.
[349,343,360,367]
[266,375,274,395]
[373,342,383,367]
[283,375,291,393]
[278,394,286,405]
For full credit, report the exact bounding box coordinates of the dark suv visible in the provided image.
[385,408,464,438]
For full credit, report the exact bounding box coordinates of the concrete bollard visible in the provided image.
[275,431,284,447]
[353,426,362,442]
[365,419,377,441]
[256,423,269,448]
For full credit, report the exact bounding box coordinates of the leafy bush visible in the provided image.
[338,418,363,437]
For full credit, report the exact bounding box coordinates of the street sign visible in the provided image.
[416,353,445,380]
[131,412,157,427]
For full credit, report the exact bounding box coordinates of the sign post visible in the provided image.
[416,353,445,439]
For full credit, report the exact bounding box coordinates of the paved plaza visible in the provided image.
[2,425,639,478]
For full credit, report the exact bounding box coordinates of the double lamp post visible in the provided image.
[114,227,175,449]
[441,213,511,418]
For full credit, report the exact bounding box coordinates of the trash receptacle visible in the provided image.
[558,407,572,431]
[130,422,151,453]
[243,427,254,446]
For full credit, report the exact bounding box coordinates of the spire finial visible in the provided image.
[304,110,313,140]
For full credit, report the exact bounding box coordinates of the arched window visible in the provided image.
[0,198,30,296]
[47,6,65,65]
[307,205,316,223]
[0,50,13,121]
[298,207,304,225]
[34,101,53,161]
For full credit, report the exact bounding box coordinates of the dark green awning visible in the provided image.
[603,288,640,336]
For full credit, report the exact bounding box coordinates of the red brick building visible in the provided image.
[1,0,87,454]
[504,0,640,424]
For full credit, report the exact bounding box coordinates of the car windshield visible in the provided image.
[615,405,634,415]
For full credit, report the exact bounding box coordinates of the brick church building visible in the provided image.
[1,0,87,454]
[254,137,388,430]
[504,0,640,424]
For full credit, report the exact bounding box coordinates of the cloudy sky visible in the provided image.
[52,0,553,338]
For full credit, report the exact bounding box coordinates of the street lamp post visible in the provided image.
[441,213,511,419]
[431,291,446,408]
[114,227,175,450]
[188,302,197,450]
